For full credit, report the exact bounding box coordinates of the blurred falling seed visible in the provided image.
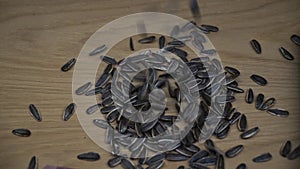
[240,127,259,139]
[12,128,31,137]
[252,153,272,162]
[77,152,100,161]
[75,82,92,95]
[225,145,244,158]
[129,37,134,51]
[236,163,247,169]
[138,36,156,44]
[63,103,76,121]
[159,36,166,49]
[201,24,219,32]
[238,114,247,132]
[250,74,267,86]
[189,0,201,18]
[287,145,300,160]
[86,103,101,115]
[93,119,109,129]
[291,34,300,46]
[279,47,294,61]
[280,140,291,157]
[245,88,254,104]
[266,108,289,117]
[29,104,42,122]
[28,156,37,169]
[170,25,180,37]
[61,58,76,72]
[250,39,262,54]
[89,44,107,56]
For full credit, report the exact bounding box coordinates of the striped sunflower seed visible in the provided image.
[252,153,272,162]
[121,158,135,169]
[287,145,300,160]
[145,153,166,165]
[279,47,294,61]
[165,153,189,161]
[225,145,244,158]
[89,44,107,56]
[61,58,76,72]
[29,104,42,122]
[167,40,185,47]
[159,36,166,49]
[266,108,289,117]
[236,163,247,169]
[197,156,217,166]
[28,156,38,169]
[224,66,240,76]
[93,119,109,129]
[12,128,31,137]
[189,162,209,169]
[260,97,276,110]
[100,55,117,65]
[291,34,300,46]
[129,37,134,51]
[75,82,92,95]
[245,88,254,104]
[138,36,156,44]
[250,39,262,54]
[240,126,259,139]
[237,114,247,132]
[63,103,76,121]
[77,152,100,161]
[147,159,164,169]
[201,24,219,32]
[189,150,209,164]
[107,156,124,168]
[280,140,291,157]
[250,74,267,86]
[216,154,224,169]
[255,93,264,110]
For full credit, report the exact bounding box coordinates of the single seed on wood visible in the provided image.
[280,140,291,157]
[29,104,42,122]
[252,153,272,162]
[138,36,156,44]
[279,47,294,61]
[255,93,264,110]
[236,163,247,169]
[266,109,289,117]
[250,74,267,86]
[28,156,38,169]
[63,103,76,121]
[240,127,259,139]
[237,114,247,132]
[77,152,100,161]
[225,145,244,158]
[201,24,219,32]
[291,34,300,46]
[61,58,76,72]
[250,39,262,54]
[12,128,31,137]
[287,145,300,160]
[129,37,134,51]
[260,97,276,110]
[245,88,254,104]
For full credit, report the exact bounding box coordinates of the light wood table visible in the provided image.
[0,0,299,169]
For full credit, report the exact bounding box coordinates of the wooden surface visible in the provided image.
[0,0,300,169]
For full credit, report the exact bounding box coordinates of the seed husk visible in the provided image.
[12,128,31,137]
[287,145,300,160]
[121,158,135,169]
[252,153,272,162]
[129,37,134,51]
[291,34,300,46]
[240,126,259,139]
[250,39,262,54]
[280,140,291,157]
[61,58,76,72]
[255,93,265,110]
[279,47,294,61]
[107,156,124,168]
[165,153,189,161]
[245,88,254,104]
[237,114,247,132]
[89,44,107,56]
[62,103,76,121]
[266,108,289,117]
[77,152,100,161]
[75,82,92,95]
[225,145,244,158]
[201,24,219,32]
[29,104,42,122]
[138,36,156,44]
[236,163,247,169]
[28,156,38,169]
[250,74,267,86]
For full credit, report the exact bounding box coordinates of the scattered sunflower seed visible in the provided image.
[287,145,300,160]
[29,104,42,122]
[250,39,262,54]
[130,37,134,51]
[75,82,92,95]
[236,163,247,169]
[279,47,294,61]
[280,140,291,157]
[12,128,31,137]
[291,34,300,46]
[77,152,100,161]
[266,108,289,117]
[63,103,76,121]
[108,156,124,168]
[138,36,156,44]
[121,158,135,169]
[255,93,265,110]
[216,154,225,169]
[240,127,259,139]
[89,44,107,56]
[245,88,254,104]
[250,74,267,86]
[165,153,189,161]
[27,156,38,169]
[237,114,247,132]
[86,103,101,115]
[225,145,244,158]
[252,153,272,162]
[260,97,276,110]
[201,24,219,32]
[159,36,166,49]
[61,58,76,72]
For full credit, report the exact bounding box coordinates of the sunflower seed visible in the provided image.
[175,146,194,157]
[280,140,291,157]
[287,145,300,160]
[241,127,259,139]
[189,0,201,18]
[236,163,247,169]
[28,156,37,169]
[145,153,166,165]
[250,74,267,86]
[138,36,156,44]
[130,37,134,51]
[89,44,107,56]
[255,93,264,110]
[189,162,210,169]
[63,103,76,121]
[159,36,166,49]
[108,156,124,168]
[260,97,276,110]
[61,58,76,72]
[185,144,200,153]
[245,88,254,104]
[77,152,100,161]
[238,114,247,132]
[216,125,230,139]
[100,55,117,65]
[167,40,185,47]
[86,104,101,115]
[225,145,244,158]
[105,126,114,144]
[250,39,261,54]
[165,153,189,161]
[252,153,272,162]
[197,156,217,166]
[29,104,42,122]
[266,108,289,117]
[200,24,219,32]
[216,154,224,169]
[200,49,217,56]
[75,82,92,95]
[121,158,135,169]
[291,34,300,46]
[12,128,31,137]
[85,87,103,96]
[95,72,110,88]
[106,110,119,123]
[229,112,241,125]
[189,150,210,164]
[224,66,240,76]
[147,160,164,169]
[170,25,180,37]
[177,166,185,169]
[93,119,109,129]
[279,47,294,61]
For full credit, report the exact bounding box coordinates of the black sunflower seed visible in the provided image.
[129,37,134,51]
[287,145,300,160]
[89,44,107,56]
[255,93,264,110]
[63,103,76,121]
[100,55,117,65]
[225,145,244,158]
[197,156,217,166]
[266,109,289,117]
[189,150,210,164]
[29,104,42,122]
[145,153,166,165]
[227,85,244,93]
[237,114,247,132]
[201,24,219,32]
[279,47,294,61]
[147,159,164,169]
[240,127,259,139]
[28,156,37,169]
[85,87,103,96]
[250,74,267,86]
[236,163,247,169]
[175,146,194,157]
[224,66,240,76]
[245,88,254,104]
[138,36,156,44]
[229,112,241,125]
[280,140,291,157]
[291,34,300,46]
[61,58,76,72]
[95,72,110,88]
[216,154,224,169]
[108,156,124,168]
[189,162,210,169]
[252,153,272,162]
[12,128,31,137]
[165,153,189,161]
[167,40,185,47]
[189,0,201,18]
[159,36,166,49]
[77,152,100,161]
[260,97,276,110]
[75,82,92,95]
[250,39,262,54]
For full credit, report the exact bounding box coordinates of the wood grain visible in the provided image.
[0,0,299,169]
